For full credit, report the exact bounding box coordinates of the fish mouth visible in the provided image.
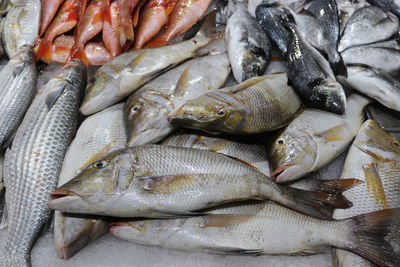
[109,222,130,234]
[271,164,295,183]
[50,189,80,200]
[49,189,82,210]
[167,106,183,122]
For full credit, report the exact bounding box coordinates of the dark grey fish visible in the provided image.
[367,0,400,18]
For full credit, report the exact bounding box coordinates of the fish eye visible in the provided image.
[132,105,140,112]
[217,109,225,116]
[93,160,107,169]
[289,153,294,158]
[278,140,284,145]
[394,142,399,147]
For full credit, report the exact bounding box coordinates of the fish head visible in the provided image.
[269,129,317,183]
[125,91,174,146]
[11,45,35,63]
[313,80,347,115]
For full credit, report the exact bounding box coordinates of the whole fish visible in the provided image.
[80,12,220,116]
[55,103,126,259]
[124,53,230,146]
[110,202,400,267]
[169,73,302,135]
[225,6,271,83]
[162,132,271,176]
[344,64,400,112]
[367,0,400,18]
[103,1,123,57]
[256,5,347,115]
[39,0,66,37]
[0,47,37,148]
[338,6,399,52]
[49,145,355,220]
[337,0,370,33]
[269,94,370,183]
[116,0,137,46]
[36,0,80,64]
[2,0,41,58]
[333,120,400,267]
[146,0,213,48]
[341,43,400,75]
[0,60,86,266]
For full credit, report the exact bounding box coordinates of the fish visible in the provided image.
[341,42,400,75]
[343,64,400,112]
[39,0,66,37]
[338,6,399,52]
[0,19,4,58]
[116,0,137,46]
[269,94,371,183]
[109,202,400,267]
[68,0,108,65]
[102,1,123,57]
[55,103,127,259]
[0,0,10,16]
[0,153,4,196]
[367,0,400,18]
[333,120,400,267]
[256,5,347,115]
[48,35,111,65]
[36,0,80,64]
[124,52,230,147]
[0,59,87,266]
[162,131,271,176]
[146,0,213,48]
[133,0,178,50]
[225,6,271,83]
[0,47,37,148]
[2,0,41,58]
[169,73,302,135]
[49,144,357,220]
[80,12,221,116]
[336,0,370,33]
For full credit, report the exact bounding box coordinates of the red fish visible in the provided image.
[146,0,213,48]
[132,0,148,28]
[103,1,122,57]
[68,0,108,66]
[133,0,177,49]
[116,0,138,46]
[39,0,66,36]
[36,0,80,63]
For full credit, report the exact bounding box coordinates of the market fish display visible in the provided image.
[2,0,41,58]
[0,60,86,266]
[55,103,127,259]
[333,120,400,267]
[124,52,230,146]
[110,201,400,267]
[50,145,356,220]
[80,12,220,115]
[169,73,302,135]
[269,94,370,183]
[0,47,37,148]
[225,5,271,83]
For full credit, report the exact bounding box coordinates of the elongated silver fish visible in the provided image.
[0,59,87,266]
[2,0,40,58]
[124,53,231,147]
[0,47,37,148]
[55,103,127,260]
[333,120,400,267]
[110,201,400,267]
[81,12,221,116]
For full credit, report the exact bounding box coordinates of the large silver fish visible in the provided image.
[0,59,86,266]
[109,201,400,267]
[2,0,40,58]
[81,12,221,116]
[333,120,400,267]
[0,47,37,148]
[55,103,127,260]
[367,0,400,18]
[337,0,370,33]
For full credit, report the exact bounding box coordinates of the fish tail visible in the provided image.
[344,208,400,267]
[309,178,363,194]
[329,51,348,78]
[193,11,223,44]
[69,46,89,67]
[145,35,169,48]
[36,39,53,64]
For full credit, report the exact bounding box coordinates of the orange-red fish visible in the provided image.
[103,1,122,57]
[39,0,66,36]
[36,0,80,63]
[133,0,177,49]
[68,0,108,66]
[116,0,138,46]
[132,0,148,28]
[146,0,213,48]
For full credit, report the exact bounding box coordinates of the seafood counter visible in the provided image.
[0,0,400,266]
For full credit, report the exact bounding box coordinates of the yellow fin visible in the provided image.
[228,76,269,94]
[363,163,389,209]
[198,214,255,228]
[316,124,349,142]
[173,64,193,97]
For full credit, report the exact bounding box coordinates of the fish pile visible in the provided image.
[0,0,399,266]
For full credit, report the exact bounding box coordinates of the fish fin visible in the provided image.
[145,35,169,48]
[128,50,148,69]
[10,61,26,78]
[363,163,389,209]
[46,84,67,111]
[69,46,89,67]
[200,246,263,255]
[311,179,363,194]
[152,209,206,217]
[345,208,400,267]
[284,187,352,220]
[315,124,349,142]
[138,174,209,193]
[330,55,347,78]
[297,8,317,19]
[194,11,222,42]
[224,155,260,171]
[173,64,193,97]
[198,214,255,228]
[227,76,269,94]
[0,201,7,229]
[36,39,53,64]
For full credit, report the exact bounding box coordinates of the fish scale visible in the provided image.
[0,60,86,266]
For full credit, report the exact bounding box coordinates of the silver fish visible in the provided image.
[2,0,40,58]
[55,103,127,259]
[333,120,400,267]
[339,6,399,52]
[0,153,3,196]
[0,59,86,266]
[0,46,36,148]
[337,0,370,33]
[367,0,400,18]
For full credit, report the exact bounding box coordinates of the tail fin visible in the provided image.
[309,179,363,194]
[68,46,89,66]
[145,35,169,48]
[193,11,223,43]
[345,209,400,267]
[330,53,348,78]
[36,39,53,64]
